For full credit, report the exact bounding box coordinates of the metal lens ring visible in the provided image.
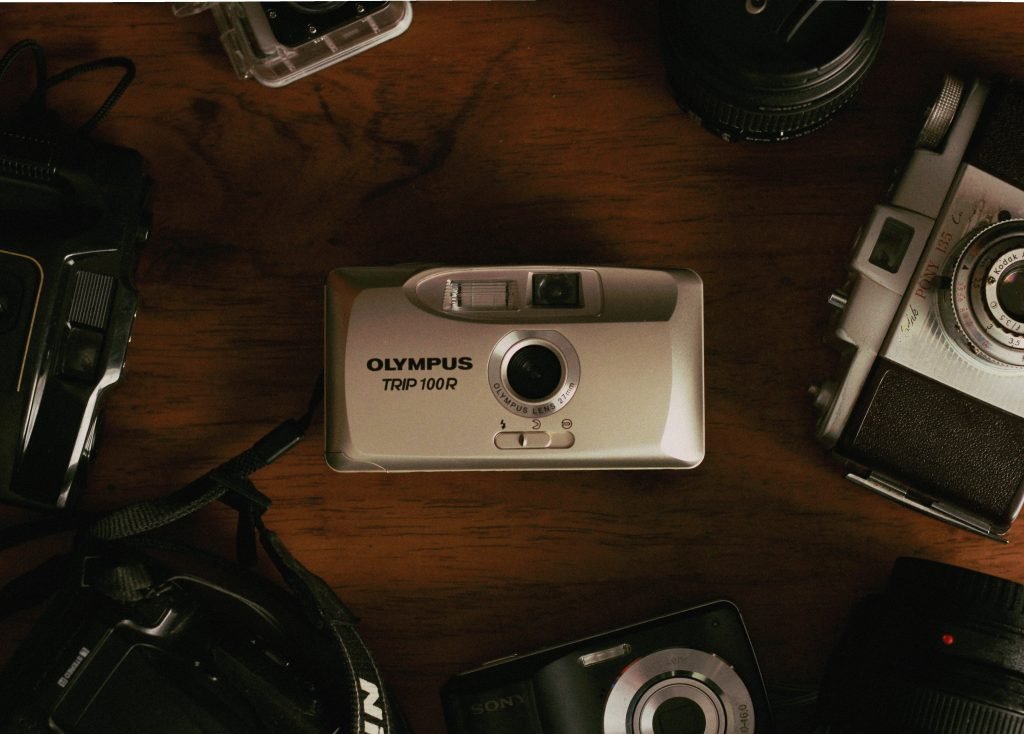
[488,330,580,417]
[949,219,1024,367]
[603,648,755,734]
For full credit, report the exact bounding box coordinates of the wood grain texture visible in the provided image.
[1,2,1023,732]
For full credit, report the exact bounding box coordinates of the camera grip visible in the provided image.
[837,360,1024,531]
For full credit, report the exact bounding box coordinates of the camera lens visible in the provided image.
[506,344,563,401]
[651,698,706,734]
[815,557,1024,733]
[997,264,1024,322]
[489,330,580,416]
[605,648,754,734]
[660,0,887,141]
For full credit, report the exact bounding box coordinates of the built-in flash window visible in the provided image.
[578,643,632,667]
[443,279,519,311]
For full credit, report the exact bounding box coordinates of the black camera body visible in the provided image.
[0,545,349,733]
[0,127,148,510]
[442,601,772,734]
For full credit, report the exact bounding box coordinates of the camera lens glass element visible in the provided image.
[652,698,706,734]
[506,344,563,401]
[997,264,1024,322]
[816,557,1024,733]
[533,273,581,308]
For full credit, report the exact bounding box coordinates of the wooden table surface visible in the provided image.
[2,2,1023,732]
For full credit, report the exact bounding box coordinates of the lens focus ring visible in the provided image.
[603,648,754,734]
[946,219,1024,367]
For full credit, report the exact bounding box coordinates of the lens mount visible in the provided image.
[945,219,1024,368]
[488,330,579,418]
[603,648,754,734]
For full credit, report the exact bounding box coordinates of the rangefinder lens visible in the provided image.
[506,344,562,401]
[998,264,1024,322]
[533,273,581,308]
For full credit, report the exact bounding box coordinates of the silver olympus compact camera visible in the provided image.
[325,265,704,472]
[813,76,1024,540]
[441,601,773,734]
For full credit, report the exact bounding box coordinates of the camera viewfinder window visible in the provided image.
[532,273,581,307]
[869,218,915,274]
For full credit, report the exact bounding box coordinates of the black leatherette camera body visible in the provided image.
[0,127,148,510]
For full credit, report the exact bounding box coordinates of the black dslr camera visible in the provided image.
[0,122,148,510]
[816,557,1024,733]
[442,601,773,734]
[0,546,347,733]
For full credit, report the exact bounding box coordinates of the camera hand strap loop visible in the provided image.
[85,371,407,734]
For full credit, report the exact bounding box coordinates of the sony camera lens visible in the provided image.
[506,344,563,401]
[533,272,581,308]
[815,557,1024,733]
[998,264,1024,322]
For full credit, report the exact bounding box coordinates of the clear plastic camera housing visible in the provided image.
[174,2,412,87]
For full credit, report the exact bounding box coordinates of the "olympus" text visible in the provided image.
[366,356,473,371]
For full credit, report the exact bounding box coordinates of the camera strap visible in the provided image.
[0,372,407,734]
[80,371,408,734]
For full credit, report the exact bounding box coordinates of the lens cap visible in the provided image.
[660,0,887,142]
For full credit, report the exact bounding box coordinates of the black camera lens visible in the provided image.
[533,273,581,308]
[653,698,706,734]
[506,344,563,401]
[998,264,1024,322]
[815,557,1024,733]
[660,0,887,141]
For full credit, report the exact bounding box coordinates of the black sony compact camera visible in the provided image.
[0,546,347,733]
[442,601,773,734]
[813,76,1024,539]
[815,557,1024,733]
[0,125,148,511]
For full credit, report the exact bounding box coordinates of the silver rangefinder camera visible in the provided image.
[813,76,1024,540]
[325,265,704,471]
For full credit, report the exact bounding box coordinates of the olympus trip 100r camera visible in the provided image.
[813,76,1024,540]
[442,601,773,734]
[0,127,147,510]
[325,265,704,471]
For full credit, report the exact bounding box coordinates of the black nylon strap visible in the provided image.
[257,523,408,734]
[83,371,406,733]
